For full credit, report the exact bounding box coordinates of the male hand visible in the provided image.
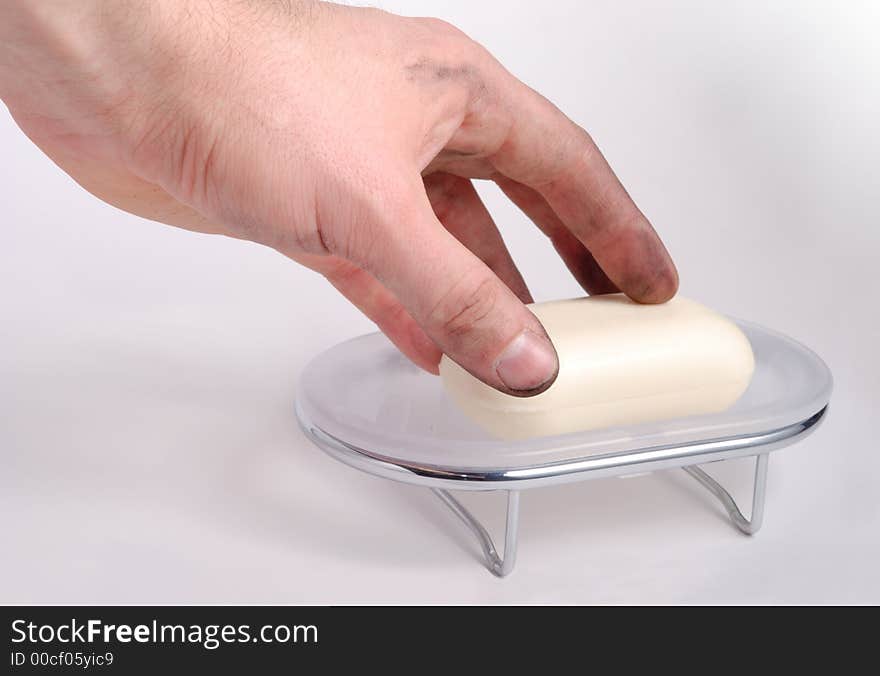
[0,1,677,395]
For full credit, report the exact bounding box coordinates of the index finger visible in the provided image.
[488,80,678,303]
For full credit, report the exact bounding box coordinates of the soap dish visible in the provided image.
[296,320,832,576]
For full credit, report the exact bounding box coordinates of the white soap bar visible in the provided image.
[440,294,755,440]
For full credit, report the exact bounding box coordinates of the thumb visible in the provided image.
[356,186,558,397]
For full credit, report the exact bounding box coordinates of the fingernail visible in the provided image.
[495,330,558,394]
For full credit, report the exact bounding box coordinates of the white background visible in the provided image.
[2,0,878,603]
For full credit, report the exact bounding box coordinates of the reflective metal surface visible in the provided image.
[297,404,826,491]
[296,354,828,575]
[684,453,769,535]
[431,455,769,576]
[432,489,519,577]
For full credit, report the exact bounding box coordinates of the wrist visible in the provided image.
[0,2,164,129]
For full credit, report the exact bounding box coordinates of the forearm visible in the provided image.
[0,1,224,228]
[0,2,312,126]
[0,0,329,239]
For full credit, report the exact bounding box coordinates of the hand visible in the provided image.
[0,1,678,396]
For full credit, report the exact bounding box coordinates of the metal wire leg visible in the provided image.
[432,488,520,577]
[683,453,769,535]
[432,455,766,574]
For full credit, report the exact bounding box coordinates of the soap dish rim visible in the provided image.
[295,319,832,490]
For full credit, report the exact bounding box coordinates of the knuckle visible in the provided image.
[415,16,469,41]
[404,17,488,81]
[432,274,499,339]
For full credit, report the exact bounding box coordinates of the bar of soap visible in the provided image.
[440,294,755,440]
